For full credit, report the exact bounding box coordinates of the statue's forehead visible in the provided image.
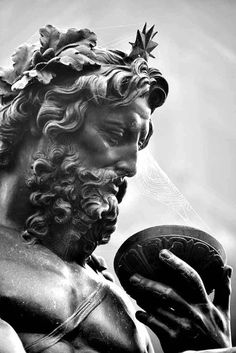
[93,97,151,123]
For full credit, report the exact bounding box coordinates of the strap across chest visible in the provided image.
[24,281,107,353]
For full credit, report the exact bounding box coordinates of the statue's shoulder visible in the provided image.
[0,225,100,331]
[0,225,69,275]
[0,225,73,299]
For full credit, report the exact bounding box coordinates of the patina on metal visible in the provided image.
[0,24,233,353]
[0,24,167,352]
[114,225,226,297]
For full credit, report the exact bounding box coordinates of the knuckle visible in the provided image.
[173,258,202,282]
[185,266,200,281]
[192,307,205,325]
[170,254,185,269]
[169,330,177,339]
[164,287,174,297]
[181,319,191,331]
[141,278,156,291]
[146,314,157,326]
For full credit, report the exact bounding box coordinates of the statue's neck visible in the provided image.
[0,132,46,230]
[42,224,97,265]
[0,157,33,231]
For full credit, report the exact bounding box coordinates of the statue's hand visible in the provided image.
[129,249,232,353]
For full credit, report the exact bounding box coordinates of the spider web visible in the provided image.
[22,25,210,234]
[134,150,210,232]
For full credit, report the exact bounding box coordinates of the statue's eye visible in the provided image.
[101,129,124,147]
[109,130,124,146]
[108,136,119,146]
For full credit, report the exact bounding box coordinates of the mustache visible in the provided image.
[77,167,118,184]
[76,168,127,201]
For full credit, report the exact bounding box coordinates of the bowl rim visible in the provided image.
[114,225,226,269]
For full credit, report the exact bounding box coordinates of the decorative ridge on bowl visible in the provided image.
[114,225,226,297]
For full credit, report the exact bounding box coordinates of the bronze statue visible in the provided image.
[0,24,234,352]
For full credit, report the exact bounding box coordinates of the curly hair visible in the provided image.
[23,142,119,254]
[0,49,168,167]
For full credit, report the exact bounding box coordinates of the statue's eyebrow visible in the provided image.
[102,118,125,130]
[126,118,149,140]
[128,116,146,131]
[102,114,149,137]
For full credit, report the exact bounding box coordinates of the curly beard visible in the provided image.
[23,142,126,259]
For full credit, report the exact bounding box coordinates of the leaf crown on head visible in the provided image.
[0,24,159,103]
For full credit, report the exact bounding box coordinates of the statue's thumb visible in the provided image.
[213,265,232,313]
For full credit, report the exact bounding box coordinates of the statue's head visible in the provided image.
[0,24,168,260]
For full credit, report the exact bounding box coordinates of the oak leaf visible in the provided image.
[12,44,37,78]
[39,24,60,52]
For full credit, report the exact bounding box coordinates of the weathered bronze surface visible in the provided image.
[0,24,234,353]
[0,24,167,353]
[114,225,226,296]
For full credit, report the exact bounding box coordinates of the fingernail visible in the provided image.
[159,249,171,259]
[130,274,141,284]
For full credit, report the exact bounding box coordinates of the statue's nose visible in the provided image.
[115,154,137,178]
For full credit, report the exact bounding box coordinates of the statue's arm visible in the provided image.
[0,319,26,353]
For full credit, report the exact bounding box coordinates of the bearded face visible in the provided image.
[24,141,127,259]
[23,96,151,260]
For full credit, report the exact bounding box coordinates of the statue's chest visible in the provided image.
[0,259,149,352]
[70,281,149,353]
[0,258,106,332]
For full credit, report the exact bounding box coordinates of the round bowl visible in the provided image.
[114,225,226,297]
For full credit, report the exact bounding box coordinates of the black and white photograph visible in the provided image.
[0,0,235,352]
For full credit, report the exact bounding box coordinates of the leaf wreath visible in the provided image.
[0,23,159,103]
[0,24,99,102]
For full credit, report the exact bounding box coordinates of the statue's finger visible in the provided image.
[137,304,192,333]
[213,265,232,314]
[135,310,175,339]
[130,274,194,315]
[159,249,208,303]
